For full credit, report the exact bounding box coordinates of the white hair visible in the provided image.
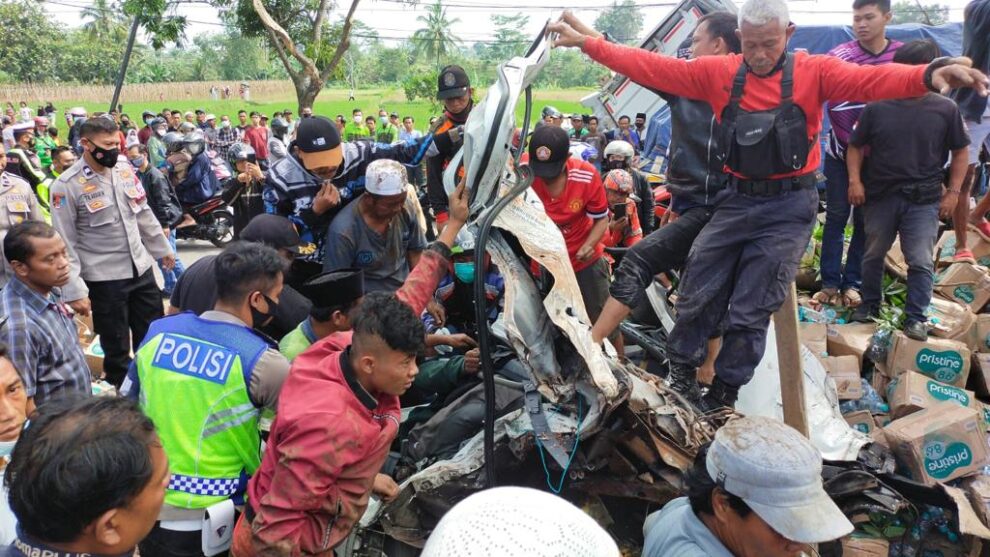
[738,0,790,29]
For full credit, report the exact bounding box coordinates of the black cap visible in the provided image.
[240,214,309,254]
[294,116,343,170]
[527,126,569,179]
[299,269,365,309]
[195,108,205,115]
[437,65,471,100]
[635,112,647,120]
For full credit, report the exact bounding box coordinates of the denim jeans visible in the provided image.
[159,229,186,296]
[861,193,939,324]
[820,154,865,291]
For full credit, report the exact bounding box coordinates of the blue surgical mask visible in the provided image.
[0,439,16,458]
[130,156,145,169]
[453,262,476,284]
[144,117,153,125]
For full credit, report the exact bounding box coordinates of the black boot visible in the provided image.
[698,377,739,413]
[666,362,702,404]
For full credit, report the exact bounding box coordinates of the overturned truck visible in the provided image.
[342,23,990,557]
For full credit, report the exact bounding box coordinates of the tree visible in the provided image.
[476,13,528,63]
[593,0,644,44]
[412,0,462,70]
[81,0,129,42]
[0,0,60,83]
[891,1,949,25]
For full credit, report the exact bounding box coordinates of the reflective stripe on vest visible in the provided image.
[136,312,269,510]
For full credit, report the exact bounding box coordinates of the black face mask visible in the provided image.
[249,293,278,328]
[607,159,627,171]
[89,145,119,168]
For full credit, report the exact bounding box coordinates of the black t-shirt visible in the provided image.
[170,255,312,341]
[849,94,970,199]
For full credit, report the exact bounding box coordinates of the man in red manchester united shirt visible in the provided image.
[550,0,988,411]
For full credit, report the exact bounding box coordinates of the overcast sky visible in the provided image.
[45,0,972,47]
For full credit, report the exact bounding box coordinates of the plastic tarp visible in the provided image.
[736,321,870,462]
[639,23,963,173]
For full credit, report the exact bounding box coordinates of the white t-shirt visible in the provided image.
[0,464,17,545]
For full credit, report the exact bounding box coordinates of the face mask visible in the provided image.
[607,159,627,171]
[249,293,279,328]
[144,117,153,125]
[89,145,119,168]
[453,262,476,284]
[380,116,388,125]
[0,439,16,458]
[130,156,145,169]
[354,115,363,124]
[155,127,166,137]
[220,121,230,128]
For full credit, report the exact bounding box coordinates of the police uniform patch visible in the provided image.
[52,194,64,209]
[85,199,108,213]
[7,201,27,213]
[536,146,552,161]
[82,183,99,194]
[77,176,87,184]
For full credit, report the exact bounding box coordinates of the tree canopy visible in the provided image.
[890,1,950,25]
[593,0,644,44]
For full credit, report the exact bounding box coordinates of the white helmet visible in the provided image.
[420,487,620,557]
[603,140,635,161]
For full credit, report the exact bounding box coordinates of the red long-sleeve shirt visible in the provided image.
[240,243,450,557]
[582,37,928,179]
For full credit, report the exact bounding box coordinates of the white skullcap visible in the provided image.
[365,159,408,196]
[420,487,620,557]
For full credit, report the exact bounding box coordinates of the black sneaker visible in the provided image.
[903,320,929,341]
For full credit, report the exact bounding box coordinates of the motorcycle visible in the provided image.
[175,193,235,248]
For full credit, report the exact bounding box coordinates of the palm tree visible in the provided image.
[82,0,129,42]
[411,0,462,70]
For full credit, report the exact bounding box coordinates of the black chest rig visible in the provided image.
[720,54,811,180]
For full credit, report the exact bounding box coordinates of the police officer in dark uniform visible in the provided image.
[425,65,474,230]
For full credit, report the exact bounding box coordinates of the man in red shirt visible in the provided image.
[524,125,613,338]
[230,182,470,557]
[242,111,270,169]
[550,0,988,411]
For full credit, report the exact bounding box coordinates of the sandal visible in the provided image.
[812,287,841,307]
[972,221,990,243]
[842,288,862,309]
[954,248,976,264]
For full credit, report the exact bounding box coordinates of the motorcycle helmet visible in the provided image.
[270,117,289,139]
[161,131,186,154]
[183,129,206,157]
[541,105,562,120]
[603,140,635,169]
[178,121,197,134]
[227,142,256,168]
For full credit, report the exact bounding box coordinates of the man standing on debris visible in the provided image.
[817,0,902,307]
[552,0,989,411]
[848,40,970,340]
[642,416,853,555]
[587,10,738,357]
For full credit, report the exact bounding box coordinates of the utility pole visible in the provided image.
[109,16,141,113]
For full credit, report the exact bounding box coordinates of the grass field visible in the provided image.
[42,85,596,136]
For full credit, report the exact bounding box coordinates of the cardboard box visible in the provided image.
[822,355,863,399]
[886,331,971,388]
[840,536,889,557]
[935,263,990,313]
[883,402,989,486]
[964,475,990,530]
[887,370,979,419]
[83,335,105,380]
[826,322,876,367]
[928,296,978,342]
[798,322,827,359]
[935,229,990,267]
[843,410,876,434]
